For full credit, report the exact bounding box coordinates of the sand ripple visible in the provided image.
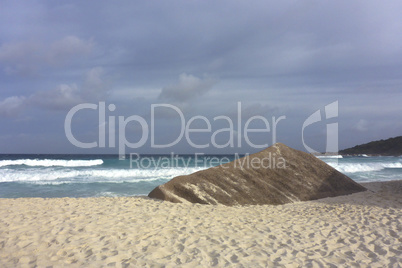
[0,181,401,267]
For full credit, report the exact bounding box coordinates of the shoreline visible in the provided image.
[1,179,401,200]
[0,180,401,267]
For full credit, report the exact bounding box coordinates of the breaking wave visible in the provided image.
[329,162,402,173]
[0,159,104,167]
[316,155,343,159]
[0,167,205,184]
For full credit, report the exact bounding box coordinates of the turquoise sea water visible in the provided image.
[0,154,401,198]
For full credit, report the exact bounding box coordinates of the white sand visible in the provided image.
[0,181,401,267]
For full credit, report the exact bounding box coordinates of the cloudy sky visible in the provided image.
[0,0,401,154]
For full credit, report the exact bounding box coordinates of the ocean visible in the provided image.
[0,154,401,198]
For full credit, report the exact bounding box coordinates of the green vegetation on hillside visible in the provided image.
[340,136,402,156]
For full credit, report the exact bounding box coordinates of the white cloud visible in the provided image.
[81,67,109,100]
[0,67,109,114]
[28,83,82,110]
[0,36,94,76]
[355,119,369,131]
[0,42,39,62]
[0,41,42,75]
[0,96,26,117]
[48,35,94,64]
[29,67,109,110]
[158,73,217,102]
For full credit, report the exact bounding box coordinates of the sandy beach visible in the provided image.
[0,180,401,267]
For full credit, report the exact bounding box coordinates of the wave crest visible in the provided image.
[316,155,343,159]
[329,162,402,173]
[0,159,103,167]
[0,167,205,184]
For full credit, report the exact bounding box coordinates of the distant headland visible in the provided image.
[340,136,402,156]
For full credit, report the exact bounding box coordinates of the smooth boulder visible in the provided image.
[148,143,366,205]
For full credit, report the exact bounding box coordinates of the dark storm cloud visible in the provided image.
[0,0,401,153]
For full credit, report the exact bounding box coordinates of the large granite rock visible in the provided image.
[148,143,366,205]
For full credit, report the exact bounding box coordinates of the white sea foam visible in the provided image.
[316,155,343,159]
[383,162,402,168]
[329,162,402,173]
[0,167,205,184]
[0,159,103,167]
[330,163,383,173]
